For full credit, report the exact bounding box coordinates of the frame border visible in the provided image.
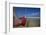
[5,2,44,33]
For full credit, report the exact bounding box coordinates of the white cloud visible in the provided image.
[31,12,39,17]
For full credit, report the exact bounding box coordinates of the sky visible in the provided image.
[13,7,40,17]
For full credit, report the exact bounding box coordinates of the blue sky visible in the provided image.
[13,7,40,17]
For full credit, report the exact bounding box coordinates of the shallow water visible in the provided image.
[26,18,40,27]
